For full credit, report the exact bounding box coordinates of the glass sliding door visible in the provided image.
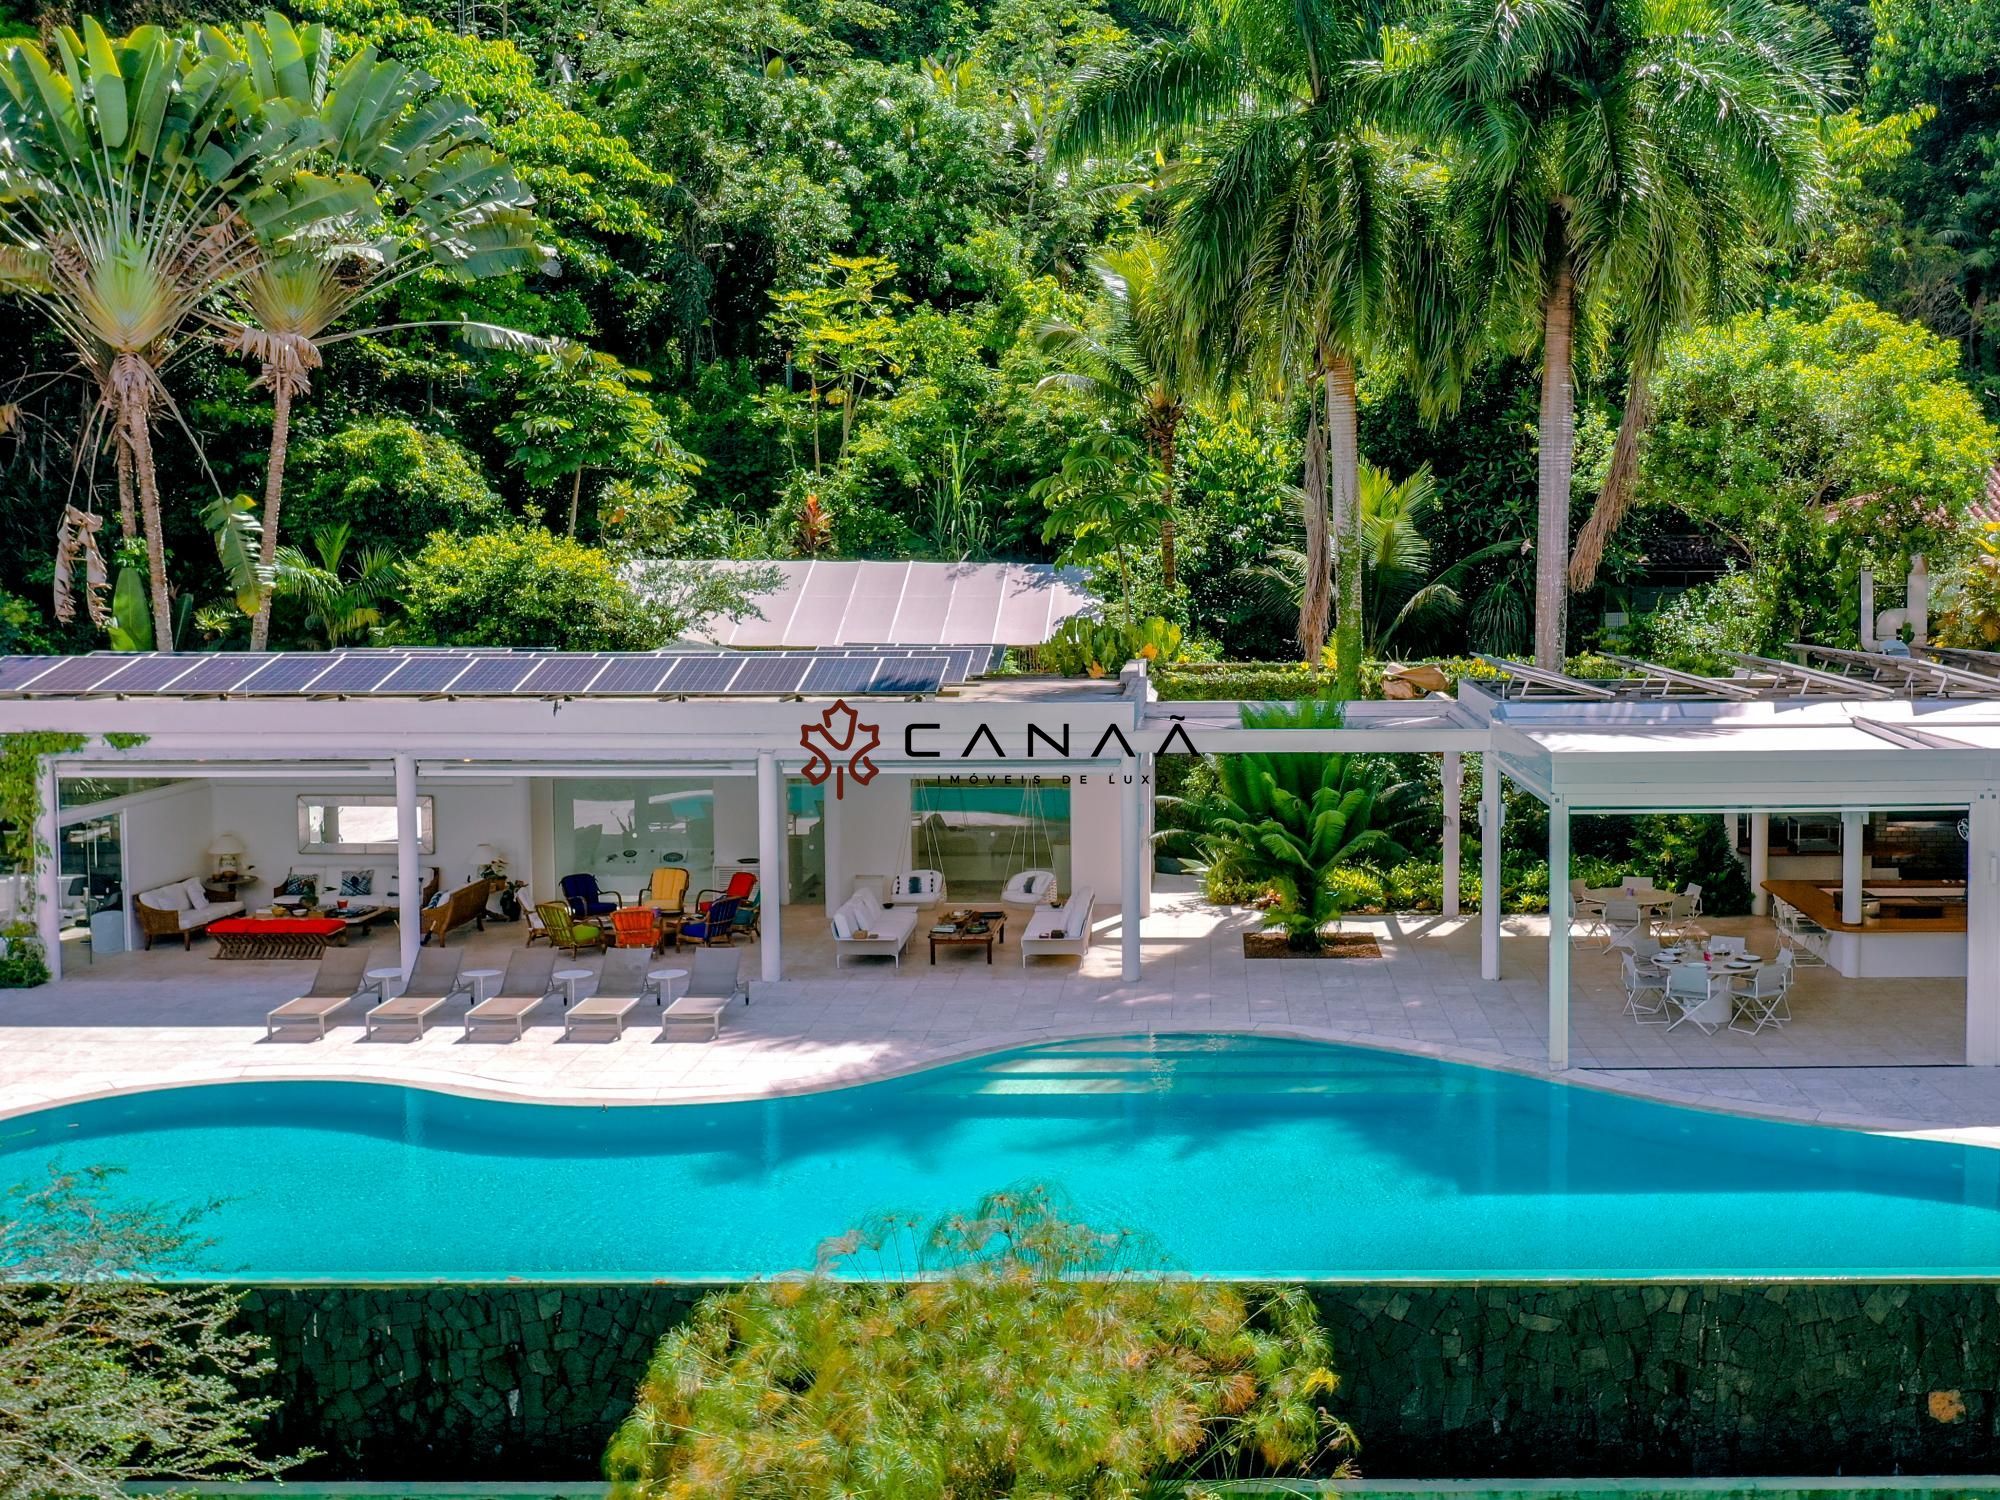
[554,779,716,906]
[788,780,825,905]
[59,813,125,959]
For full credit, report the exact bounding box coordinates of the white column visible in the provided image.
[757,750,783,983]
[1442,751,1463,919]
[395,753,420,980]
[1120,755,1142,981]
[1749,812,1770,917]
[34,757,60,980]
[1548,797,1570,1070]
[1480,752,1502,981]
[1967,793,2000,1065]
[1841,808,1866,926]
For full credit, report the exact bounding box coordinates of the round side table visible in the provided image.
[364,965,404,1001]
[554,967,593,1006]
[462,967,503,1002]
[647,967,688,1006]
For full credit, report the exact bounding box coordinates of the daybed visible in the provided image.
[1020,886,1095,966]
[134,877,245,950]
[830,886,920,967]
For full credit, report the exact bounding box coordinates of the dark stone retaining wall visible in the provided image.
[235,1281,2000,1480]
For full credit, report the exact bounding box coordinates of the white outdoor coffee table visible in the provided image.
[462,967,504,1003]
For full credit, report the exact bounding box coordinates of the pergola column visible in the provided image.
[34,756,60,981]
[756,750,783,983]
[1442,751,1463,919]
[1547,796,1570,1070]
[1120,754,1142,981]
[1749,812,1770,916]
[1841,808,1866,926]
[1968,792,2000,1066]
[394,753,421,980]
[1480,752,1502,981]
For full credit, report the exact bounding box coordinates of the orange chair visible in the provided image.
[607,906,662,953]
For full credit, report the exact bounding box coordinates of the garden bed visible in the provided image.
[1243,931,1382,959]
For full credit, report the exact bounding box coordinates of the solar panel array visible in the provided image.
[0,647,1001,701]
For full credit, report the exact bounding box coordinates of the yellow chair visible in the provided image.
[647,866,690,915]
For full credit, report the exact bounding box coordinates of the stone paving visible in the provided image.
[7,882,1998,1142]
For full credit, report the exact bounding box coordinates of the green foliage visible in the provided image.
[0,1166,301,1495]
[1033,614,1184,676]
[0,732,88,898]
[274,524,400,647]
[1642,296,1998,643]
[605,1185,1353,1499]
[1383,858,1445,913]
[0,921,49,988]
[399,526,670,649]
[1628,571,1781,670]
[291,418,507,550]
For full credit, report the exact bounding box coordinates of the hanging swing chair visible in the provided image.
[895,791,948,905]
[1001,779,1059,911]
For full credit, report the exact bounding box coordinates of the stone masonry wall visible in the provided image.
[234,1281,2000,1481]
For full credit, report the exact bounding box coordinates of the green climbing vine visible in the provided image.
[103,732,149,751]
[2,731,95,988]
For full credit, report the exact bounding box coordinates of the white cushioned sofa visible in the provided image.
[1020,886,1095,966]
[830,887,920,966]
[133,877,245,950]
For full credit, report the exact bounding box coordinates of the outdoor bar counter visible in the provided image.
[1762,877,1968,979]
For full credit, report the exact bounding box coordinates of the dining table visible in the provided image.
[1655,947,1762,1028]
[1586,886,1677,913]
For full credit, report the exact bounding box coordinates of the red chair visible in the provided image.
[695,871,757,916]
[607,906,662,953]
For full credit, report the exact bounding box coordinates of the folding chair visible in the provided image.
[1621,952,1668,1025]
[1729,964,1788,1036]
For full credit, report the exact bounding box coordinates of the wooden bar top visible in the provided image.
[1761,878,1967,934]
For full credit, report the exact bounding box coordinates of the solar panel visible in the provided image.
[450,655,539,693]
[869,655,948,694]
[236,655,337,694]
[377,655,474,694]
[0,657,55,690]
[660,656,743,693]
[19,656,130,692]
[88,655,204,693]
[171,655,271,693]
[305,654,405,694]
[589,655,678,694]
[801,656,878,695]
[728,656,811,695]
[519,655,608,695]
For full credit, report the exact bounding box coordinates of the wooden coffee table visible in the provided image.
[929,909,1007,965]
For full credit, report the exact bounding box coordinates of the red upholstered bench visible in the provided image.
[208,916,348,961]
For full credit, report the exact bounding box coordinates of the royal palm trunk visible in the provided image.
[1534,243,1576,670]
[1327,355,1361,698]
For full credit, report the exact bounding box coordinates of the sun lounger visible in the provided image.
[463,949,558,1040]
[365,948,471,1038]
[565,949,647,1039]
[663,947,746,1041]
[265,947,372,1039]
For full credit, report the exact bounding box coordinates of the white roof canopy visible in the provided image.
[688,561,1095,647]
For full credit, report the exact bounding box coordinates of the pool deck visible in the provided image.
[7,884,1999,1144]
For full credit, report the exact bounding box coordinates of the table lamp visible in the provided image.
[208,833,246,877]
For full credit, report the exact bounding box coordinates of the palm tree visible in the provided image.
[1036,236,1194,588]
[0,20,375,646]
[1057,0,1467,698]
[272,523,398,646]
[1388,0,1845,665]
[216,14,547,649]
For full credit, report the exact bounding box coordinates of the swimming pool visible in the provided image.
[5,1034,1998,1281]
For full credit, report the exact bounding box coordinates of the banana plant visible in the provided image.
[210,12,550,649]
[200,493,268,617]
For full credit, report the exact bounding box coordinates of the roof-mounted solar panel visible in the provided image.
[519,655,608,695]
[800,657,878,695]
[450,655,539,693]
[590,655,678,694]
[377,655,474,694]
[660,655,743,693]
[305,654,405,694]
[727,656,811,695]
[172,655,273,694]
[89,655,205,694]
[869,655,948,694]
[236,655,338,694]
[0,657,58,691]
[17,655,133,693]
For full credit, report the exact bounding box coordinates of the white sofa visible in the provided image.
[1020,886,1095,966]
[134,877,245,950]
[830,887,920,967]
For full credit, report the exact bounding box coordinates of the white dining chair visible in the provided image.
[1663,964,1720,1034]
[1621,952,1668,1024]
[1683,882,1704,916]
[1773,949,1797,1020]
[1568,879,1604,943]
[1709,935,1746,957]
[1601,900,1645,951]
[1656,893,1696,940]
[1729,964,1788,1035]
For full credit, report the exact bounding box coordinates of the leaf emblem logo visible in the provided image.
[799,699,881,800]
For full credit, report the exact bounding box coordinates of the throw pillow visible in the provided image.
[340,869,374,897]
[424,890,447,909]
[277,872,315,897]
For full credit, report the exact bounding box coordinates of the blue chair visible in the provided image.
[561,873,623,918]
[676,896,741,949]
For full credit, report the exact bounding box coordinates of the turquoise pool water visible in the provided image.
[5,1035,1999,1281]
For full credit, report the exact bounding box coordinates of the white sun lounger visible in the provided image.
[463,949,558,1040]
[564,949,648,1039]
[663,947,746,1041]
[365,949,471,1038]
[265,948,372,1039]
